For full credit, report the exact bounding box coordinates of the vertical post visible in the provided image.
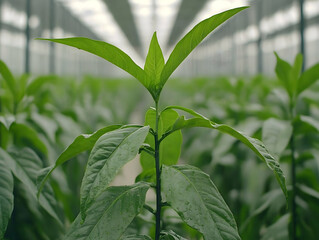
[0,0,2,57]
[49,0,55,74]
[25,0,31,74]
[256,0,263,74]
[299,0,305,71]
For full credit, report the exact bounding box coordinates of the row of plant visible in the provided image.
[0,6,318,240]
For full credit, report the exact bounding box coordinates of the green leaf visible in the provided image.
[144,32,165,100]
[160,230,188,240]
[299,115,319,132]
[10,123,48,155]
[160,7,248,87]
[164,105,288,200]
[0,115,15,130]
[0,60,16,96]
[80,126,149,220]
[64,183,149,240]
[140,108,182,170]
[274,52,294,99]
[162,165,240,240]
[26,75,55,96]
[37,37,147,89]
[0,152,14,239]
[262,118,292,159]
[1,148,62,225]
[122,235,152,240]
[260,214,289,240]
[37,125,122,195]
[298,63,319,95]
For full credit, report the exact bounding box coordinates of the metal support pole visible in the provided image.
[49,0,55,74]
[25,0,31,74]
[256,0,263,74]
[299,0,305,71]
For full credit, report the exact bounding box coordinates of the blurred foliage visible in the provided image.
[1,55,319,239]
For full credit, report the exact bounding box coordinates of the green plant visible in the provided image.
[24,7,287,239]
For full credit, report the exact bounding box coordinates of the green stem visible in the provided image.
[289,102,297,240]
[155,100,161,240]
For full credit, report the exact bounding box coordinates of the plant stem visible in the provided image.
[290,103,297,240]
[155,100,162,240]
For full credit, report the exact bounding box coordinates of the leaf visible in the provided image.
[64,183,150,240]
[160,7,248,87]
[260,214,289,240]
[262,118,292,159]
[26,75,55,96]
[80,126,149,220]
[297,183,319,200]
[298,63,319,95]
[144,32,165,100]
[164,105,288,200]
[140,108,182,171]
[37,37,147,90]
[0,152,14,239]
[1,148,62,225]
[299,115,319,132]
[274,52,294,99]
[10,123,48,155]
[122,235,152,240]
[160,230,188,240]
[0,60,16,96]
[37,125,122,195]
[0,115,15,130]
[162,165,240,240]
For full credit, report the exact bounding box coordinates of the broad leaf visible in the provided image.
[37,37,147,90]
[140,108,182,170]
[0,152,14,239]
[26,75,55,96]
[37,125,122,195]
[163,105,288,199]
[1,148,62,224]
[160,230,188,240]
[262,118,292,159]
[162,165,240,240]
[160,7,248,87]
[80,126,149,220]
[0,60,16,96]
[64,183,149,240]
[144,32,165,100]
[298,63,319,95]
[260,214,289,240]
[299,115,319,132]
[0,115,15,130]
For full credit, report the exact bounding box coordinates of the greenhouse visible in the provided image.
[0,0,319,239]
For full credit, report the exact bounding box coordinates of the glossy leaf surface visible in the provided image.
[64,183,149,240]
[37,125,122,195]
[160,7,248,87]
[80,126,149,220]
[140,108,182,170]
[0,151,14,239]
[164,105,287,199]
[162,165,240,240]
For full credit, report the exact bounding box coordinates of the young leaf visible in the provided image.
[163,105,288,200]
[37,38,147,90]
[1,148,62,225]
[0,60,16,96]
[297,63,319,95]
[160,7,248,88]
[80,126,149,221]
[262,118,292,160]
[144,32,165,100]
[140,108,182,170]
[64,183,150,240]
[162,165,240,240]
[0,153,14,239]
[37,125,122,195]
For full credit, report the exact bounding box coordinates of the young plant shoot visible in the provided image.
[37,7,287,240]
